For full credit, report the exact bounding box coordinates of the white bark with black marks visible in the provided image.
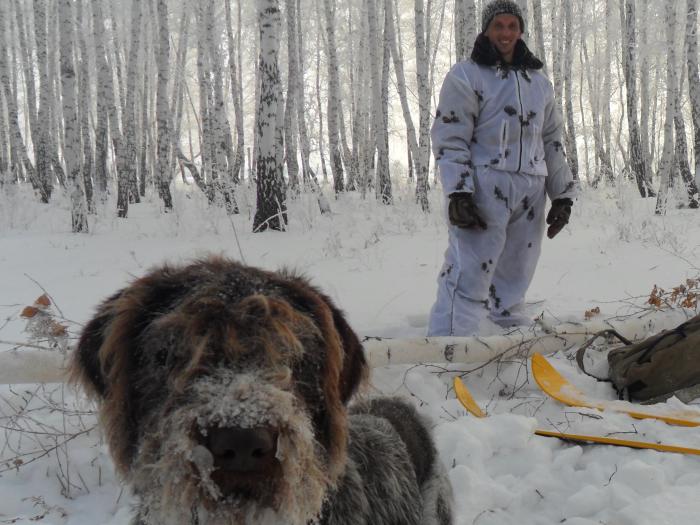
[655,0,678,214]
[622,0,654,198]
[686,0,700,195]
[563,0,578,180]
[155,0,174,210]
[322,0,344,193]
[58,0,88,232]
[224,0,245,186]
[415,0,432,211]
[253,0,287,232]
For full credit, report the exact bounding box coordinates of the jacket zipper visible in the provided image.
[515,71,524,173]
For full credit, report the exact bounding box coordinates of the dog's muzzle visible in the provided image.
[204,426,279,474]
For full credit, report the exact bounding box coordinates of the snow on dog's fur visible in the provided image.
[70,257,453,524]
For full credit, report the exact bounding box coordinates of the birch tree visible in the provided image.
[294,0,319,190]
[92,0,110,196]
[322,0,345,193]
[32,0,55,201]
[415,0,432,211]
[253,0,287,232]
[76,0,94,211]
[622,0,654,197]
[204,0,237,212]
[655,0,678,214]
[123,0,143,205]
[454,0,477,62]
[516,0,529,43]
[224,0,245,185]
[638,0,651,169]
[367,0,391,204]
[155,0,173,210]
[58,0,88,232]
[531,0,546,70]
[687,0,700,194]
[0,2,38,195]
[563,0,578,180]
[284,0,300,191]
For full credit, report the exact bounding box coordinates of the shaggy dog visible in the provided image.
[71,257,453,525]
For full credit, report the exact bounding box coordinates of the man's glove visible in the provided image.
[546,198,573,239]
[448,192,487,230]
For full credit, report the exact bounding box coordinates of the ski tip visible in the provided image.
[453,376,487,418]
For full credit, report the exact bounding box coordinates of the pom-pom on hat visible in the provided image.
[481,0,525,33]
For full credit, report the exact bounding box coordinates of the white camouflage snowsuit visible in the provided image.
[428,37,578,336]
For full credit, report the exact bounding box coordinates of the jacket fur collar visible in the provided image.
[470,33,544,71]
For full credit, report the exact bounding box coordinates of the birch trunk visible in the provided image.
[415,0,432,211]
[563,0,579,180]
[368,0,391,204]
[58,0,88,232]
[387,0,419,188]
[602,0,613,182]
[322,0,344,193]
[123,0,142,205]
[550,0,564,118]
[76,0,94,211]
[284,0,300,191]
[0,3,38,196]
[516,0,529,43]
[32,0,55,201]
[206,0,237,212]
[638,0,652,169]
[295,0,319,191]
[224,0,244,185]
[655,0,678,214]
[155,0,173,210]
[15,0,43,197]
[531,0,546,70]
[92,0,110,196]
[673,99,699,207]
[253,0,287,232]
[687,0,700,194]
[454,0,477,62]
[622,0,655,198]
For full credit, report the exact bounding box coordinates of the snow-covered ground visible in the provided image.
[1,180,699,525]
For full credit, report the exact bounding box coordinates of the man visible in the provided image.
[427,0,578,337]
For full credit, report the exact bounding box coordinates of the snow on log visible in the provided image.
[363,309,695,368]
[0,348,68,384]
[0,308,695,384]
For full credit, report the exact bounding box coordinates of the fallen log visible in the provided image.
[363,308,694,368]
[0,308,694,384]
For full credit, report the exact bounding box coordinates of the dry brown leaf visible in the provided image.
[34,294,51,307]
[20,306,39,318]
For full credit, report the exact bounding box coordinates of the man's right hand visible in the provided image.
[448,193,487,230]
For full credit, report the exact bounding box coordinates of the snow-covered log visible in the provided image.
[0,309,694,384]
[0,349,68,385]
[363,309,694,368]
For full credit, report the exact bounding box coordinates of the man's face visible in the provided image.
[484,13,522,63]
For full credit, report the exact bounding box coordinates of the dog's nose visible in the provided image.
[205,427,278,473]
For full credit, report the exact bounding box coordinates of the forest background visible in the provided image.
[0,0,698,229]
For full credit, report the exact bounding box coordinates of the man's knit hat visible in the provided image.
[481,0,525,32]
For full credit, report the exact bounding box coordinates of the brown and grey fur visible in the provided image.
[70,257,453,525]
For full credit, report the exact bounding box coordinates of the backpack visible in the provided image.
[577,313,700,403]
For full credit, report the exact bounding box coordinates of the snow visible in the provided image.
[1,181,700,524]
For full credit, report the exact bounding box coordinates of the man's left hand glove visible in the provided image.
[546,198,573,239]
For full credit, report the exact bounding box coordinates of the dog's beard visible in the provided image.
[129,370,331,525]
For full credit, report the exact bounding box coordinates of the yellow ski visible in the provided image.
[453,375,487,418]
[453,377,700,456]
[531,353,700,428]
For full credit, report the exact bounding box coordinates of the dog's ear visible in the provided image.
[70,290,124,398]
[72,266,194,473]
[280,273,368,404]
[325,302,367,404]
